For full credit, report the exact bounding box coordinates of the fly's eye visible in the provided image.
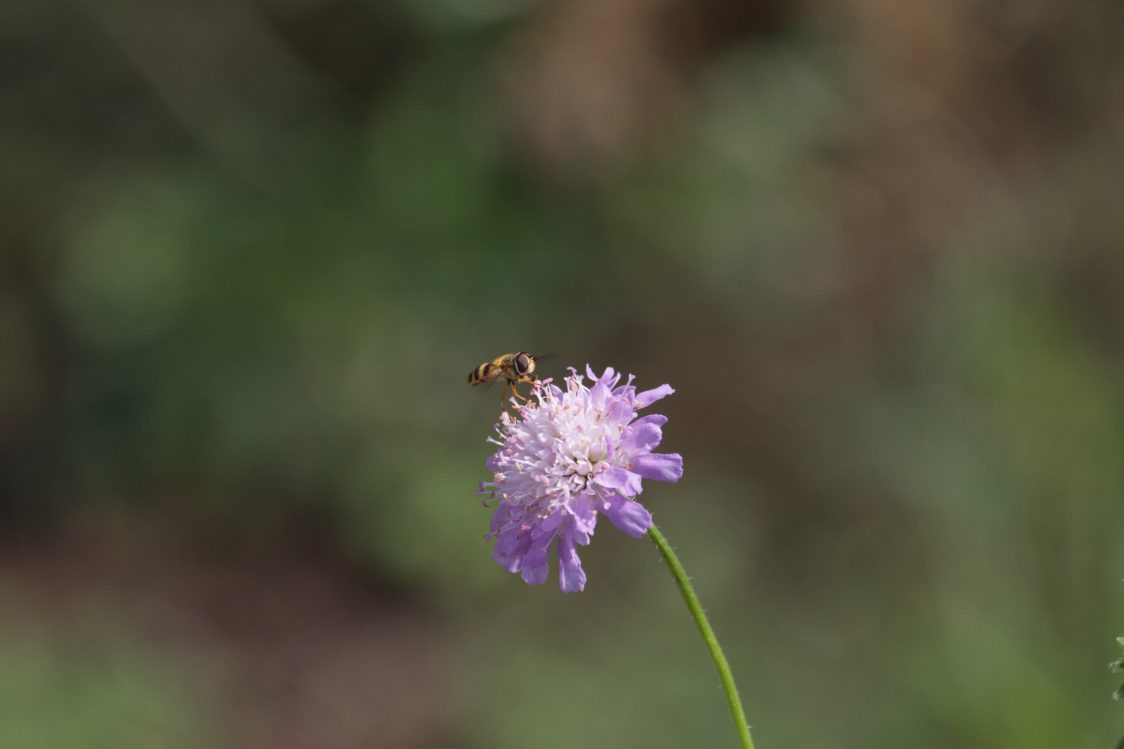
[514,353,531,375]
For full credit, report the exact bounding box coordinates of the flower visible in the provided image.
[478,365,683,592]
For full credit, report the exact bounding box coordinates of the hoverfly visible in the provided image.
[467,352,549,403]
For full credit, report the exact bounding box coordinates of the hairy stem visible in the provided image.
[648,523,756,749]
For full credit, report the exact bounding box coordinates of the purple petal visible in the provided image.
[635,384,675,409]
[557,527,587,593]
[520,534,553,585]
[622,421,663,453]
[601,493,653,538]
[568,493,598,536]
[531,508,567,538]
[611,374,636,396]
[521,562,549,585]
[603,396,633,426]
[631,453,684,483]
[594,466,644,497]
[488,503,512,536]
[492,529,531,573]
[590,379,611,410]
[586,364,618,384]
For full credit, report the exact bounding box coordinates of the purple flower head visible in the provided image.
[478,365,683,592]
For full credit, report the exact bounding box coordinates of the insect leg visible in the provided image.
[512,375,537,402]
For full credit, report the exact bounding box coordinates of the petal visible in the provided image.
[531,508,567,539]
[590,379,611,410]
[602,493,653,538]
[635,384,675,409]
[520,534,554,585]
[568,493,598,536]
[492,529,531,573]
[622,421,663,453]
[594,466,644,497]
[611,374,636,396]
[521,562,550,586]
[488,503,512,535]
[557,528,587,593]
[603,398,630,424]
[586,364,617,384]
[631,453,684,483]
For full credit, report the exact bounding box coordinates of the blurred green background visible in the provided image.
[2,0,1123,747]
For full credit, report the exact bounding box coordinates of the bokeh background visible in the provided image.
[3,0,1124,747]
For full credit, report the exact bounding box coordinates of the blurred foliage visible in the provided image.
[2,0,1124,747]
[0,591,209,749]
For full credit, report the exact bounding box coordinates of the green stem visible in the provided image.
[648,523,756,749]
